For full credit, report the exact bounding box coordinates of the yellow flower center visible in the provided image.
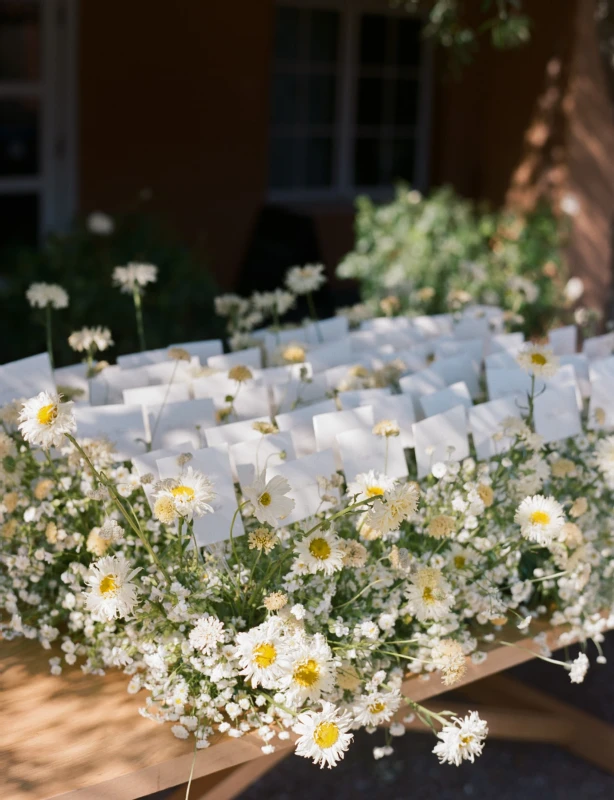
[171,485,195,501]
[283,346,305,363]
[531,353,547,366]
[36,403,58,425]
[454,555,466,569]
[368,702,386,714]
[313,721,339,749]
[259,491,272,507]
[293,658,320,687]
[252,642,277,668]
[422,586,435,604]
[530,510,550,526]
[366,485,385,497]
[309,537,331,560]
[460,734,474,747]
[99,574,118,595]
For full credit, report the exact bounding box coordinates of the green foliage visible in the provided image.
[0,214,222,366]
[337,184,567,336]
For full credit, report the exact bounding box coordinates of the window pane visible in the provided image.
[359,14,387,65]
[0,0,40,81]
[309,10,338,63]
[307,74,335,125]
[356,77,384,126]
[355,138,381,186]
[274,6,300,61]
[0,98,38,176]
[391,137,415,182]
[0,192,38,247]
[304,137,332,187]
[397,18,421,67]
[269,137,297,189]
[271,74,300,125]
[394,80,419,126]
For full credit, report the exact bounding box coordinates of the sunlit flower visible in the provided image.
[294,529,345,576]
[153,467,215,522]
[112,262,158,294]
[433,711,488,766]
[26,282,69,310]
[243,473,295,526]
[515,495,565,545]
[517,343,559,377]
[432,639,466,686]
[68,326,113,353]
[353,688,402,726]
[280,634,335,706]
[285,263,326,295]
[18,392,76,449]
[189,614,226,653]
[372,419,400,438]
[568,652,589,684]
[248,527,278,554]
[294,702,353,768]
[428,515,456,539]
[367,482,420,535]
[405,567,452,622]
[228,365,253,383]
[84,554,140,620]
[595,436,614,482]
[234,617,286,688]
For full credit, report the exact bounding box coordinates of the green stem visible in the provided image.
[45,305,55,375]
[150,359,179,446]
[133,286,146,352]
[306,292,323,342]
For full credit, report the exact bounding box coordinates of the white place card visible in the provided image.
[89,365,149,405]
[193,374,271,420]
[434,337,484,369]
[323,363,372,391]
[583,332,614,361]
[370,394,417,448]
[362,316,412,332]
[413,405,470,478]
[411,314,453,338]
[588,376,614,430]
[132,445,190,507]
[230,432,296,486]
[207,347,263,371]
[258,363,313,387]
[157,447,243,545]
[313,406,375,469]
[123,383,191,407]
[308,338,354,372]
[270,374,329,414]
[399,367,446,404]
[304,316,349,345]
[589,355,614,384]
[452,316,490,341]
[561,354,591,398]
[275,398,337,459]
[266,449,339,527]
[337,427,408,482]
[420,382,473,418]
[169,339,224,362]
[486,368,538,403]
[432,355,480,398]
[488,332,524,355]
[548,364,583,411]
[468,397,521,460]
[117,347,175,369]
[203,416,270,448]
[549,325,577,356]
[533,387,582,444]
[262,327,309,360]
[381,348,427,374]
[485,351,520,371]
[337,387,392,410]
[74,404,148,459]
[55,364,90,403]
[0,353,55,405]
[142,359,199,385]
[144,397,216,451]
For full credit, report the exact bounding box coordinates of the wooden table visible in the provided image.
[2,623,613,800]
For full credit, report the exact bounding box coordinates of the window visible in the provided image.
[0,0,76,247]
[268,0,431,202]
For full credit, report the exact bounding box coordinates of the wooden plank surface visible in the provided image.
[0,621,594,800]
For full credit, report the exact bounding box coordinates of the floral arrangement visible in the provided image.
[2,263,613,779]
[336,185,592,337]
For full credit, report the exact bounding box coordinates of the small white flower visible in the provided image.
[189,614,226,654]
[405,567,452,622]
[234,617,286,688]
[153,467,215,522]
[68,326,114,353]
[285,263,327,295]
[86,211,114,235]
[353,689,402,727]
[367,482,420,535]
[433,711,488,766]
[346,470,395,502]
[83,554,140,621]
[515,495,566,545]
[568,652,589,684]
[26,282,69,309]
[294,529,345,576]
[517,344,559,378]
[18,392,76,449]
[243,473,295,526]
[294,702,353,768]
[98,517,123,542]
[279,634,335,706]
[113,262,158,294]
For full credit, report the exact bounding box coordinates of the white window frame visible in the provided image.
[268,0,432,205]
[0,0,77,239]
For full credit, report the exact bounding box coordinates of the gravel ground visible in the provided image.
[236,633,614,800]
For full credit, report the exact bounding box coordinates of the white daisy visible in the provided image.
[251,289,295,316]
[366,482,420,535]
[431,639,467,686]
[285,263,327,295]
[234,617,287,688]
[433,711,488,766]
[294,702,353,769]
[243,473,295,526]
[188,614,226,654]
[595,436,614,482]
[294,529,345,576]
[112,262,158,294]
[405,567,453,622]
[346,470,395,502]
[279,634,335,706]
[568,652,589,684]
[353,688,402,727]
[68,326,114,353]
[26,282,69,309]
[153,467,215,522]
[514,495,565,545]
[516,343,559,377]
[84,554,140,621]
[18,392,76,449]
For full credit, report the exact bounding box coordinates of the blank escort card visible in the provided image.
[549,325,577,356]
[144,397,216,451]
[230,431,296,487]
[0,353,55,405]
[313,406,375,469]
[337,388,392,410]
[123,383,191,407]
[533,387,582,444]
[588,377,614,429]
[89,365,149,405]
[336,428,408,482]
[271,374,329,414]
[431,355,480,398]
[203,416,270,448]
[192,374,271,420]
[412,405,470,478]
[468,397,521,460]
[168,339,223,362]
[275,398,337,458]
[307,339,353,372]
[399,368,446,403]
[583,332,614,361]
[411,314,453,338]
[132,445,191,508]
[420,382,473,418]
[54,364,90,403]
[435,337,484,368]
[370,394,417,448]
[266,449,339,527]
[207,347,263,370]
[488,332,524,354]
[304,316,349,345]
[74,404,148,459]
[561,354,590,398]
[117,348,177,369]
[157,446,243,545]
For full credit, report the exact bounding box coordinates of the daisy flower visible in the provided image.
[26,282,69,309]
[516,343,559,377]
[294,702,353,769]
[68,326,113,353]
[353,688,402,727]
[347,470,395,502]
[153,467,215,522]
[285,263,326,295]
[366,481,420,535]
[18,392,76,449]
[432,639,467,686]
[252,289,295,316]
[234,617,287,688]
[188,614,226,654]
[280,634,335,706]
[433,711,488,766]
[294,529,345,576]
[243,473,295,526]
[405,567,453,622]
[112,262,158,294]
[514,495,565,545]
[84,554,140,621]
[595,436,614,482]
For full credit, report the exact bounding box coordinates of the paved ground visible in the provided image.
[237,633,614,800]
